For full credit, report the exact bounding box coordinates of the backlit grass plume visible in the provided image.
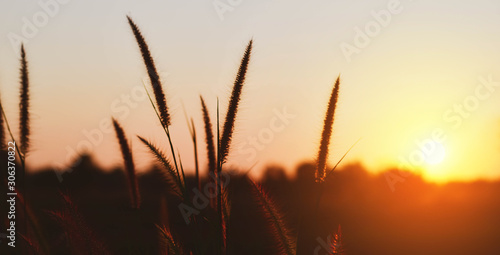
[200,96,216,174]
[157,225,183,255]
[127,16,170,127]
[19,44,30,154]
[0,99,5,151]
[328,225,345,255]
[137,135,183,197]
[219,40,253,165]
[112,118,141,209]
[316,76,340,182]
[249,180,295,255]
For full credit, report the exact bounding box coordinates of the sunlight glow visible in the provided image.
[425,141,446,165]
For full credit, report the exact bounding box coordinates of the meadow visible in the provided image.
[1,16,500,255]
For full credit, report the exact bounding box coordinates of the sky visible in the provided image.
[1,0,500,183]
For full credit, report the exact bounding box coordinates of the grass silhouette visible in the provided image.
[0,17,350,255]
[112,118,141,210]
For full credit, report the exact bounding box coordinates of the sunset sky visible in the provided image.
[1,0,500,183]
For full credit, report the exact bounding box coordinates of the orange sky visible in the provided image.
[1,0,500,183]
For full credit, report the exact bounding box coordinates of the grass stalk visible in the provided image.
[137,136,183,196]
[219,40,253,165]
[0,99,4,151]
[141,80,183,184]
[190,118,200,191]
[112,118,141,209]
[250,180,295,255]
[316,76,340,182]
[200,96,216,175]
[127,16,170,127]
[19,44,30,155]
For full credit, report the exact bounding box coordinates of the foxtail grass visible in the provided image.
[137,136,183,197]
[19,44,30,154]
[201,96,217,207]
[219,40,253,165]
[200,96,216,174]
[249,180,295,255]
[131,19,183,189]
[157,225,183,255]
[141,81,183,184]
[127,16,170,127]
[0,99,5,151]
[316,76,340,182]
[214,42,252,253]
[329,225,345,255]
[112,118,141,209]
[18,44,31,248]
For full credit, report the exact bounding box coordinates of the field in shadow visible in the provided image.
[2,155,499,255]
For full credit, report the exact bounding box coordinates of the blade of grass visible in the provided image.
[142,81,181,184]
[181,101,200,191]
[324,138,361,179]
[177,152,186,191]
[0,100,24,165]
[191,118,200,191]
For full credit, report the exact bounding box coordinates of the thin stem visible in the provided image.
[142,82,184,191]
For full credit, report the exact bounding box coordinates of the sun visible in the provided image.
[424,141,446,165]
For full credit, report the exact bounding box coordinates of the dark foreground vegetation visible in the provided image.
[1,157,500,255]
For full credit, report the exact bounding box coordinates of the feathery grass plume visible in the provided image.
[141,80,181,181]
[50,193,111,255]
[249,180,295,255]
[219,40,253,164]
[200,96,216,174]
[0,99,5,151]
[328,225,345,255]
[137,136,183,196]
[19,44,30,154]
[201,96,217,208]
[157,225,183,255]
[316,76,340,182]
[127,16,170,127]
[112,118,141,209]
